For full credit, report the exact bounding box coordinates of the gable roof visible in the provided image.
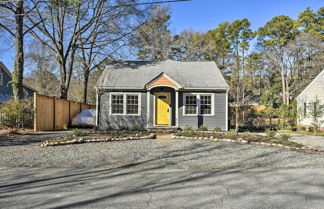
[95,60,229,90]
[0,61,37,92]
[296,70,324,100]
[146,73,182,89]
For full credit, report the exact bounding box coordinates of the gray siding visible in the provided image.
[99,91,147,129]
[178,91,227,130]
[98,89,228,131]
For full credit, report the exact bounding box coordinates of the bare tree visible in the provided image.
[0,0,40,100]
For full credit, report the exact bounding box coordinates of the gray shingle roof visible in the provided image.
[95,60,229,90]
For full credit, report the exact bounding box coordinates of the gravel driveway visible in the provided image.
[1,133,324,169]
[289,134,324,151]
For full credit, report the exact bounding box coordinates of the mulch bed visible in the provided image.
[172,131,318,151]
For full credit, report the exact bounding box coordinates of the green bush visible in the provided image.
[197,125,208,131]
[308,127,314,133]
[72,128,84,136]
[0,100,33,128]
[280,134,291,140]
[225,129,236,135]
[131,125,143,132]
[265,129,276,138]
[213,127,222,132]
[184,125,193,131]
[105,125,115,131]
[243,131,254,136]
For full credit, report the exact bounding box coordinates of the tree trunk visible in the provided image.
[82,66,90,104]
[235,106,239,134]
[12,0,24,101]
[280,62,287,104]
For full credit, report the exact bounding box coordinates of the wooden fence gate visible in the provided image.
[34,93,95,131]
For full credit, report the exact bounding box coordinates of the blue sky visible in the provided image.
[169,0,323,33]
[0,0,323,72]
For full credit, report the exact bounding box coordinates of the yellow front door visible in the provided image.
[155,93,170,125]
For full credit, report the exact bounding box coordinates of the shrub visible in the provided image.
[243,131,254,136]
[119,126,129,131]
[131,125,143,132]
[213,127,222,132]
[298,126,306,131]
[0,100,33,128]
[265,129,276,138]
[184,125,193,131]
[197,125,208,131]
[105,125,115,131]
[225,129,236,135]
[72,128,84,136]
[280,134,291,140]
[308,127,314,133]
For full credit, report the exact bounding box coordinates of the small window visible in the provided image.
[111,95,124,114]
[126,95,139,114]
[200,95,212,115]
[314,102,319,115]
[185,95,197,115]
[303,102,307,117]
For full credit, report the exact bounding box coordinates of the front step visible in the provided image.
[148,126,179,134]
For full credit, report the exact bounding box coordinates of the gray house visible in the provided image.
[0,61,36,103]
[95,60,229,130]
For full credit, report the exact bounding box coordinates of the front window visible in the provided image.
[185,95,197,115]
[126,95,139,114]
[183,93,214,116]
[111,93,141,115]
[111,95,124,114]
[200,95,212,115]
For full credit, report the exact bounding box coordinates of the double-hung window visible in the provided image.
[184,95,198,115]
[111,93,140,115]
[200,95,212,115]
[111,95,124,114]
[183,93,214,116]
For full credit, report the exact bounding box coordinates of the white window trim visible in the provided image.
[110,92,141,116]
[183,93,214,117]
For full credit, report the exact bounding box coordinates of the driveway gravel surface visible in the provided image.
[1,132,324,209]
[0,133,324,169]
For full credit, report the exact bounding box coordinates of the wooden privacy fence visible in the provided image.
[34,93,95,131]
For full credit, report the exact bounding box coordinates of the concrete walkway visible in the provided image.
[1,167,324,209]
[289,133,324,151]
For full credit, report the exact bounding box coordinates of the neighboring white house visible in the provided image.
[296,70,324,130]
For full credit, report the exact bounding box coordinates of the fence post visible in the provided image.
[33,93,37,131]
[53,97,56,131]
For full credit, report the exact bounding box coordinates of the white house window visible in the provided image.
[200,95,212,115]
[111,95,124,114]
[303,102,307,117]
[185,95,197,115]
[126,95,139,114]
[183,93,214,116]
[110,93,141,115]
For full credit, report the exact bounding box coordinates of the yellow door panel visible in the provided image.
[156,93,170,125]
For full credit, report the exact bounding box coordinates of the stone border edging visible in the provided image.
[40,134,156,147]
[171,135,318,151]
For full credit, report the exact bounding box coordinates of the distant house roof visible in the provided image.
[95,60,229,90]
[0,61,37,92]
[296,70,324,100]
